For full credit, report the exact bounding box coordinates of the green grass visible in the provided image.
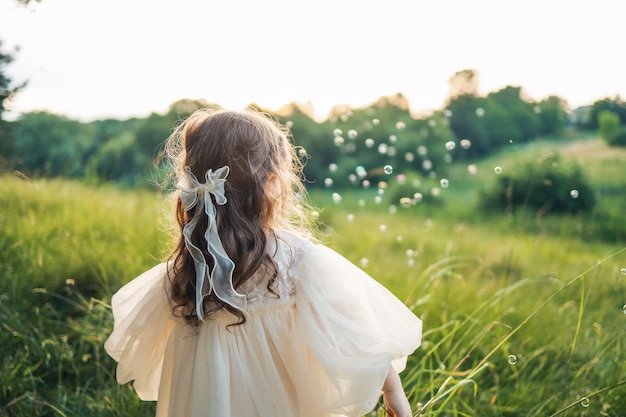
[1,136,626,416]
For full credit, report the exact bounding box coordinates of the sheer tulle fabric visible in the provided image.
[105,232,422,417]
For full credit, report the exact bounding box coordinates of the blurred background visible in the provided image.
[1,1,625,416]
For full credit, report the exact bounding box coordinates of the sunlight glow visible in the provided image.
[0,0,623,121]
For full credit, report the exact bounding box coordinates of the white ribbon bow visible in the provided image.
[177,165,247,321]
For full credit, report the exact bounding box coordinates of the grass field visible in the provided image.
[1,135,625,416]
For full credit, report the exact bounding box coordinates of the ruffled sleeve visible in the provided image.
[104,263,176,401]
[290,238,422,416]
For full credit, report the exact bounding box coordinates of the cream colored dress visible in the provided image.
[105,231,422,417]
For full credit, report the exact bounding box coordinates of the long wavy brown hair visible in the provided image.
[162,108,313,326]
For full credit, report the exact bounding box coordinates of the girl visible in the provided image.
[105,109,422,417]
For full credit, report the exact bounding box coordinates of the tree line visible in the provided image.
[1,69,625,188]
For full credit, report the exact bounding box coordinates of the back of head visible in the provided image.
[164,108,312,324]
[181,109,293,228]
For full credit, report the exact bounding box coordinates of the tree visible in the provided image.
[598,110,626,146]
[446,94,490,157]
[535,95,568,136]
[0,42,26,158]
[13,111,95,177]
[89,133,144,182]
[1,0,42,158]
[589,96,626,129]
[486,86,539,143]
[448,69,480,98]
[446,82,548,157]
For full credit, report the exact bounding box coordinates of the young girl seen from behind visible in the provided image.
[105,109,422,417]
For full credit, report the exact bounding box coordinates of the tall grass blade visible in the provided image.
[568,277,585,363]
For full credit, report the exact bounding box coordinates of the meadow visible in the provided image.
[1,136,625,416]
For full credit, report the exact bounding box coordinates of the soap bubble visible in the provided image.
[494,166,502,174]
[347,214,355,222]
[362,179,371,188]
[422,160,433,171]
[467,164,477,174]
[379,224,387,232]
[333,128,343,137]
[445,141,456,151]
[358,199,365,207]
[622,304,626,314]
[443,109,452,117]
[334,136,344,146]
[365,138,375,148]
[378,181,388,190]
[384,165,393,174]
[372,118,380,125]
[324,178,333,187]
[431,188,440,196]
[360,258,369,268]
[328,163,338,173]
[407,258,415,267]
[444,154,452,163]
[378,143,388,154]
[348,173,358,185]
[387,146,396,157]
[374,195,382,204]
[356,165,367,179]
[395,121,406,131]
[417,145,427,156]
[347,129,358,139]
[396,174,406,185]
[621,268,626,275]
[460,139,472,149]
[389,134,398,143]
[570,189,579,198]
[405,152,414,162]
[475,107,485,117]
[440,178,449,188]
[428,119,436,127]
[331,192,342,204]
[388,205,397,214]
[507,355,517,365]
[400,197,413,208]
[413,192,423,202]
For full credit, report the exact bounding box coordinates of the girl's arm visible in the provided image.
[382,366,412,417]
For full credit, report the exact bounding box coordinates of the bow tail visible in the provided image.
[182,202,213,321]
[203,195,247,315]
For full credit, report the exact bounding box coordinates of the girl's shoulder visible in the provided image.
[274,229,315,250]
[273,229,316,266]
[274,229,343,276]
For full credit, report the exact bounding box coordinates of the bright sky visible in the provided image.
[1,0,624,122]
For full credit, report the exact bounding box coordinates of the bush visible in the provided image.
[598,110,626,146]
[478,152,595,216]
[385,171,445,209]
